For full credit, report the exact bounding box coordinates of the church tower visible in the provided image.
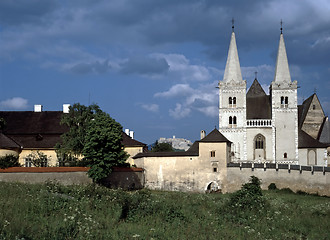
[219,24,247,161]
[270,24,298,163]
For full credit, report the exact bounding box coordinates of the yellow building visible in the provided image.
[0,105,146,167]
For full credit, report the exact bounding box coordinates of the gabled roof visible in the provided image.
[318,117,330,144]
[0,111,68,134]
[247,79,267,97]
[199,128,231,143]
[122,132,146,147]
[298,94,315,128]
[0,133,21,149]
[246,79,272,119]
[298,129,328,148]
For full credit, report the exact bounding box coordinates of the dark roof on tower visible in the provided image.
[246,79,272,119]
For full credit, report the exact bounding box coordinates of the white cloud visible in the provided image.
[0,97,28,109]
[154,84,194,98]
[196,106,218,117]
[169,103,191,119]
[140,103,159,113]
[152,53,213,82]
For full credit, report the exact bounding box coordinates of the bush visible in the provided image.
[226,176,267,212]
[0,154,20,169]
[268,183,277,190]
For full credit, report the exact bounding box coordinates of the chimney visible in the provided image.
[34,105,43,112]
[200,130,206,140]
[125,129,130,136]
[63,104,70,113]
[129,130,134,139]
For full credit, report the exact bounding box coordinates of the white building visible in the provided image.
[219,26,329,165]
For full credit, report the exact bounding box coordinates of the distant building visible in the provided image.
[158,136,192,151]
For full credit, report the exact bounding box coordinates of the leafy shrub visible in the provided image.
[0,154,20,169]
[226,176,267,212]
[268,183,277,190]
[278,188,294,194]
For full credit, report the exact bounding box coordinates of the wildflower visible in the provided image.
[132,234,140,238]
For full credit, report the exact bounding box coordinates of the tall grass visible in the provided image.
[0,181,329,239]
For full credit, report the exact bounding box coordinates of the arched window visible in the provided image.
[233,97,236,106]
[284,153,287,158]
[229,97,232,105]
[281,96,288,108]
[229,97,236,108]
[233,116,237,125]
[281,96,285,104]
[255,135,264,149]
[285,97,288,105]
[229,116,232,125]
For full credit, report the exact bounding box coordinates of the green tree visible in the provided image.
[82,111,128,183]
[151,141,174,152]
[56,103,102,157]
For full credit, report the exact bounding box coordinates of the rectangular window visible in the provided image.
[210,151,216,157]
[25,158,32,167]
[213,167,217,172]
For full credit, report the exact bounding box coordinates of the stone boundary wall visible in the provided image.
[0,167,144,189]
[226,163,330,196]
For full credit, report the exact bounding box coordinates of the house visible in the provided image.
[0,105,147,167]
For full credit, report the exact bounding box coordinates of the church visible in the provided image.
[218,25,329,166]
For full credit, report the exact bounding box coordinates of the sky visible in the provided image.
[0,0,330,145]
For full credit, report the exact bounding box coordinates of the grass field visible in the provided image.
[0,181,329,239]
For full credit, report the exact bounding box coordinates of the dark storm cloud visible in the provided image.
[0,0,57,26]
[70,60,111,74]
[120,56,169,75]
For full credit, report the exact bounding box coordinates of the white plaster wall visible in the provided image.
[246,128,273,162]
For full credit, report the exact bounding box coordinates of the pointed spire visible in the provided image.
[273,23,291,83]
[223,26,243,83]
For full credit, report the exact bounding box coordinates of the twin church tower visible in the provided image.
[218,24,298,163]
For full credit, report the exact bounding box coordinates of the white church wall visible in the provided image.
[246,128,273,162]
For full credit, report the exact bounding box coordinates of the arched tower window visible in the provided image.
[254,134,266,160]
[233,116,237,125]
[284,152,287,158]
[281,96,288,108]
[229,97,236,108]
[229,116,232,127]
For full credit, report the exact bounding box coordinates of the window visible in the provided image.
[281,96,288,108]
[284,152,287,158]
[213,167,217,172]
[229,97,236,108]
[210,151,216,157]
[312,104,316,110]
[229,116,237,128]
[25,158,32,167]
[255,135,264,149]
